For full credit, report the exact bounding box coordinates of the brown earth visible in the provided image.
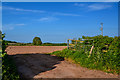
[6,46,67,55]
[6,46,118,79]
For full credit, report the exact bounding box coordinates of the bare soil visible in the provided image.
[6,46,67,55]
[6,46,118,79]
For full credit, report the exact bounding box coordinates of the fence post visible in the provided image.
[75,40,77,49]
[89,46,94,57]
[67,40,69,49]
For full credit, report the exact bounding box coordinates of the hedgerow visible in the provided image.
[2,34,20,80]
[49,35,120,74]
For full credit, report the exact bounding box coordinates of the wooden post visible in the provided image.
[89,46,94,57]
[75,40,77,49]
[67,40,69,49]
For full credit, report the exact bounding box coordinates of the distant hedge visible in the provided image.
[41,43,67,46]
[7,42,67,46]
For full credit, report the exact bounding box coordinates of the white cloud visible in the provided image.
[53,12,81,16]
[74,3,112,11]
[38,17,59,22]
[104,0,119,2]
[3,6,81,17]
[3,6,45,13]
[88,4,112,11]
[74,3,85,7]
[3,23,26,31]
[16,24,25,26]
[39,17,50,21]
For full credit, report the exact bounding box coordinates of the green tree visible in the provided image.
[33,37,42,45]
[2,33,5,40]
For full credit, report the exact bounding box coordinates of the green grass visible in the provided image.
[49,49,120,74]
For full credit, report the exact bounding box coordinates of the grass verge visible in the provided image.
[48,49,120,75]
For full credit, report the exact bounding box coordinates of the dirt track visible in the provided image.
[6,46,118,79]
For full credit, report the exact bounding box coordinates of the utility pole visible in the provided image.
[100,23,103,36]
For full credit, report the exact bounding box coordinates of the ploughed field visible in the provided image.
[5,46,118,79]
[6,46,67,55]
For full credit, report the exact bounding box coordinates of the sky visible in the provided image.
[2,2,118,43]
[0,2,1,31]
[1,0,120,2]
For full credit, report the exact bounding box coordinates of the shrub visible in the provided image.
[2,33,20,80]
[33,37,42,45]
[49,36,120,74]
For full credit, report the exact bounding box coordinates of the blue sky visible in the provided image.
[2,2,118,43]
[1,0,120,2]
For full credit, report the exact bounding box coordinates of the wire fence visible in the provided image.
[67,39,94,53]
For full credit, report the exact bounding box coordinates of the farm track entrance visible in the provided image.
[6,46,118,79]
